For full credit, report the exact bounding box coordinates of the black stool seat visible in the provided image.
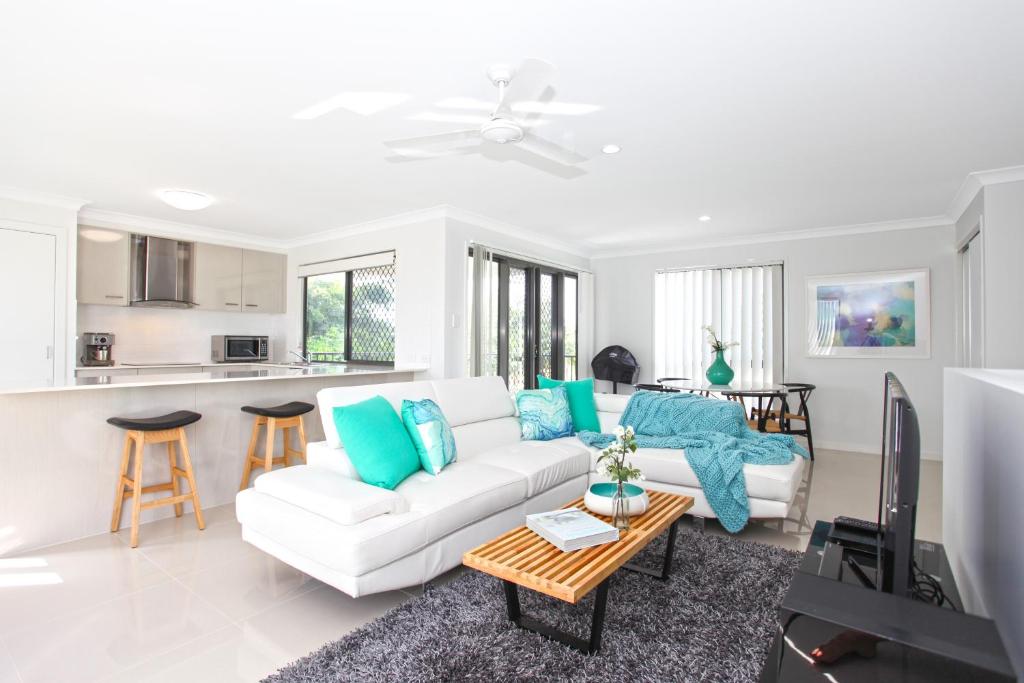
[107,410,202,431]
[241,401,315,419]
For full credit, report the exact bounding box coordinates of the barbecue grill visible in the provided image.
[591,345,640,394]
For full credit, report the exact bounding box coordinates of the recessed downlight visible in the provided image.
[601,144,621,155]
[698,215,712,222]
[159,189,212,211]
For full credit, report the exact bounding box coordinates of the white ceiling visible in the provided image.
[3,1,1024,251]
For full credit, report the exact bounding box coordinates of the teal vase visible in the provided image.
[706,349,734,385]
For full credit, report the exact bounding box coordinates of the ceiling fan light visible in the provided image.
[481,118,524,144]
[159,189,213,211]
[602,144,621,155]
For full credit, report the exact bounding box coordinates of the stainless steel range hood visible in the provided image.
[129,235,195,308]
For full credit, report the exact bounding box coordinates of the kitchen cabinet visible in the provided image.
[77,227,129,305]
[78,230,286,315]
[194,243,243,312]
[241,249,286,313]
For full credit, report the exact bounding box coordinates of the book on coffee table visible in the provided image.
[526,508,620,552]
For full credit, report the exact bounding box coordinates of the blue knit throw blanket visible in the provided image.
[577,391,808,533]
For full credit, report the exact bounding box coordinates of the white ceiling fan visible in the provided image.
[383,59,588,169]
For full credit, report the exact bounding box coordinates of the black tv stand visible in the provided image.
[759,520,1017,682]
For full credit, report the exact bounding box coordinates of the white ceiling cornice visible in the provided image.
[282,206,448,248]
[440,205,591,259]
[0,186,90,211]
[947,164,1024,221]
[589,215,952,260]
[78,207,289,252]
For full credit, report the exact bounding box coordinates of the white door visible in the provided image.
[960,232,984,368]
[0,228,56,388]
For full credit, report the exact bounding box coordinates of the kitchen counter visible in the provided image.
[0,362,429,553]
[5,363,428,395]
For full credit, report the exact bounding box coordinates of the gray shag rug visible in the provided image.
[264,529,801,683]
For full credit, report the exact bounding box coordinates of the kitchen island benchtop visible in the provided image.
[2,363,428,395]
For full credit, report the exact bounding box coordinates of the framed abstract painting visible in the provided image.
[806,269,930,358]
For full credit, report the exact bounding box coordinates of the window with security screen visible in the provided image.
[303,263,396,364]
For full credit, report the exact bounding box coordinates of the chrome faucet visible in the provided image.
[289,350,311,364]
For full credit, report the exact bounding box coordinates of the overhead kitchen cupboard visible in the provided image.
[193,242,244,311]
[78,228,286,314]
[193,243,285,314]
[77,227,130,305]
[241,248,286,313]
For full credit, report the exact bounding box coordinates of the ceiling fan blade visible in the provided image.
[497,58,555,115]
[517,132,587,166]
[383,129,480,156]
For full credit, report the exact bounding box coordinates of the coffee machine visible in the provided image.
[81,332,115,367]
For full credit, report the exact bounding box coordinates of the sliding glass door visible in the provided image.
[470,250,577,394]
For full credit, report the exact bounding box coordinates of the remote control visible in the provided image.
[833,516,879,534]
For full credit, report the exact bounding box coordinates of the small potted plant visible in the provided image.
[586,425,647,530]
[703,325,738,385]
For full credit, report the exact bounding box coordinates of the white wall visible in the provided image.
[943,369,1024,674]
[592,224,956,458]
[77,304,288,364]
[0,196,81,383]
[287,219,447,377]
[441,216,592,379]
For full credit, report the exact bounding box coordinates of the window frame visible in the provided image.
[469,247,578,389]
[301,266,395,367]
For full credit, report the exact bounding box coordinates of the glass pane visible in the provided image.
[538,273,553,380]
[304,272,346,361]
[350,264,396,362]
[508,266,527,395]
[563,276,577,380]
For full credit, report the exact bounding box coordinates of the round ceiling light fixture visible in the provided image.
[698,215,712,222]
[601,144,621,154]
[159,189,213,211]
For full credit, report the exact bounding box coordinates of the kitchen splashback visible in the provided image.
[77,304,287,365]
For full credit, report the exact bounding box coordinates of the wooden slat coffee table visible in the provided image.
[463,490,694,654]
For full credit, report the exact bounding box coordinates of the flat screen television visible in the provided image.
[877,371,921,597]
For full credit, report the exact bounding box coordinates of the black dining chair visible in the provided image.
[750,382,816,460]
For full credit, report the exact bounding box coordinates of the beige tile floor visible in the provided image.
[0,447,941,683]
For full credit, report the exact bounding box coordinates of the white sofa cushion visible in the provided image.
[395,461,526,543]
[317,380,438,448]
[585,445,804,502]
[470,438,590,497]
[255,465,408,524]
[595,392,631,414]
[430,376,515,427]
[451,417,522,459]
[306,440,359,479]
[236,488,429,576]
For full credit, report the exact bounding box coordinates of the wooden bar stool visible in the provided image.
[108,410,205,548]
[238,401,314,490]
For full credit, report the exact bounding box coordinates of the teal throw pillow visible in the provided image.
[516,386,574,441]
[401,398,457,475]
[536,375,600,433]
[332,396,421,490]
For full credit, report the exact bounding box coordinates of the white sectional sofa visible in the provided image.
[235,376,805,597]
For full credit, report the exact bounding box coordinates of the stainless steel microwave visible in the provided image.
[211,335,269,362]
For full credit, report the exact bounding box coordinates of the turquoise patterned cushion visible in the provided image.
[516,386,574,441]
[401,398,457,475]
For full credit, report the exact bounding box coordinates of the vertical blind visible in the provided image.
[653,264,784,386]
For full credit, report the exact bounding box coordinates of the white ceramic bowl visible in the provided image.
[584,482,649,517]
